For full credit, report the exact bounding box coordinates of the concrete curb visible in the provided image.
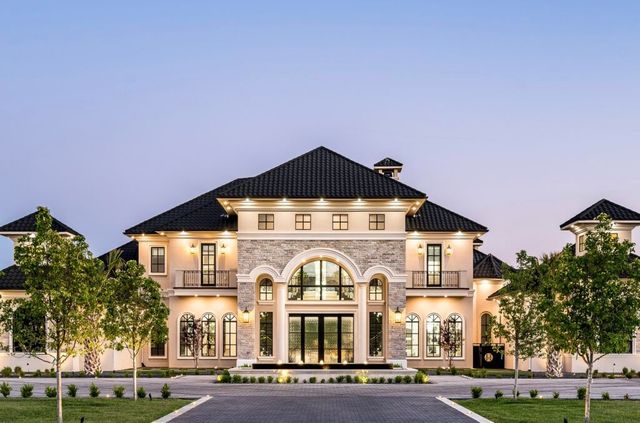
[151,395,211,423]
[436,396,494,423]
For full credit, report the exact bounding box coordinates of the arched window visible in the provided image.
[179,313,195,357]
[222,313,237,357]
[405,314,419,358]
[369,278,384,301]
[288,260,354,301]
[426,313,441,357]
[259,278,273,301]
[201,313,216,357]
[480,313,492,345]
[447,313,464,358]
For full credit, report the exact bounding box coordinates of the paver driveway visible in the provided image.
[171,386,476,423]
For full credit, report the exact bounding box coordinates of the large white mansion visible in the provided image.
[1,147,639,373]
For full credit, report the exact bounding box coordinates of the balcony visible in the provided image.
[174,270,237,289]
[407,271,463,289]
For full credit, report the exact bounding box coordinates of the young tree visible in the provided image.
[0,207,99,423]
[492,251,546,399]
[439,318,462,369]
[542,215,640,423]
[103,260,169,400]
[180,317,205,371]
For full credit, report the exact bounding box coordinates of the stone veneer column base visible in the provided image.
[387,359,408,369]
[236,358,257,367]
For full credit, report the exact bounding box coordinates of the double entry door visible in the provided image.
[288,314,354,364]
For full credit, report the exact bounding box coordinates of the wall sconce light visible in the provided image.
[417,244,424,256]
[394,307,402,324]
[242,308,250,323]
[445,244,453,256]
[189,244,197,255]
[220,243,227,255]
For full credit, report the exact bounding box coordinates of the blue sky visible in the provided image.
[1,1,639,267]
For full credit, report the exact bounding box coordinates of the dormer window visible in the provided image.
[578,235,586,252]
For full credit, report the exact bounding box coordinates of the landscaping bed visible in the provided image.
[456,399,640,423]
[0,398,190,423]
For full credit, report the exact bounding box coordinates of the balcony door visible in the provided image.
[201,243,217,286]
[426,244,442,286]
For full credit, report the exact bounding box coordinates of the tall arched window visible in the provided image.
[223,313,237,357]
[447,313,463,358]
[201,313,216,357]
[288,260,354,301]
[480,313,492,345]
[179,313,195,357]
[405,314,419,358]
[426,313,441,357]
[369,278,384,301]
[259,278,273,301]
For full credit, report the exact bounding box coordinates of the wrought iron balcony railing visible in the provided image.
[174,270,237,288]
[408,270,463,288]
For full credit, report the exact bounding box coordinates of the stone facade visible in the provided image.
[238,239,406,276]
[237,281,255,360]
[387,281,407,361]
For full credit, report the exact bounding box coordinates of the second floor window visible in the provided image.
[258,214,274,230]
[295,214,311,230]
[369,214,385,230]
[578,235,586,252]
[332,214,348,230]
[427,244,442,286]
[150,247,165,273]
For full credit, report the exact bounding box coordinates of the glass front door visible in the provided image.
[288,315,354,364]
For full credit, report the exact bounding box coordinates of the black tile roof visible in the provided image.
[473,250,508,279]
[407,201,488,233]
[561,199,640,228]
[124,178,248,235]
[473,238,484,245]
[219,147,425,199]
[0,212,81,236]
[98,240,139,263]
[374,157,403,167]
[0,265,26,290]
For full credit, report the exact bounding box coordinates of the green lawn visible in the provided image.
[0,398,191,423]
[457,399,640,423]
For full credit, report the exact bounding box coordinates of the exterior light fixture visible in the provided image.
[220,243,226,255]
[159,232,165,236]
[417,244,424,256]
[394,307,402,323]
[242,308,250,323]
[189,244,197,255]
[445,244,453,256]
[180,230,187,235]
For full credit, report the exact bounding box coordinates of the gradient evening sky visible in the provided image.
[1,1,639,268]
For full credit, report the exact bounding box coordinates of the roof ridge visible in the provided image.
[560,198,640,228]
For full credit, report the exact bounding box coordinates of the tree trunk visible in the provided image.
[56,349,63,423]
[132,355,137,401]
[585,358,593,423]
[513,349,519,399]
[83,340,102,376]
[545,348,563,378]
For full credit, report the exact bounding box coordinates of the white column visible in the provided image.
[355,282,368,363]
[276,283,287,362]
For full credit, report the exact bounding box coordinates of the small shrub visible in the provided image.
[626,372,634,379]
[471,386,483,399]
[20,384,33,398]
[161,384,171,399]
[387,377,393,384]
[529,389,538,398]
[258,376,265,384]
[34,370,42,377]
[293,377,299,383]
[232,374,242,383]
[414,371,428,384]
[602,392,610,400]
[394,375,402,384]
[494,390,503,399]
[0,382,12,398]
[321,379,325,383]
[328,377,335,383]
[309,377,316,384]
[1,367,11,378]
[622,367,629,375]
[13,367,22,376]
[624,393,630,400]
[345,375,352,383]
[89,383,100,398]
[607,374,615,379]
[577,386,587,400]
[553,391,560,399]
[450,366,458,376]
[67,384,78,398]
[241,377,249,384]
[136,387,146,399]
[403,375,412,384]
[286,376,292,384]
[267,376,274,383]
[113,385,125,398]
[45,386,57,398]
[250,377,256,384]
[219,370,231,383]
[378,377,385,384]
